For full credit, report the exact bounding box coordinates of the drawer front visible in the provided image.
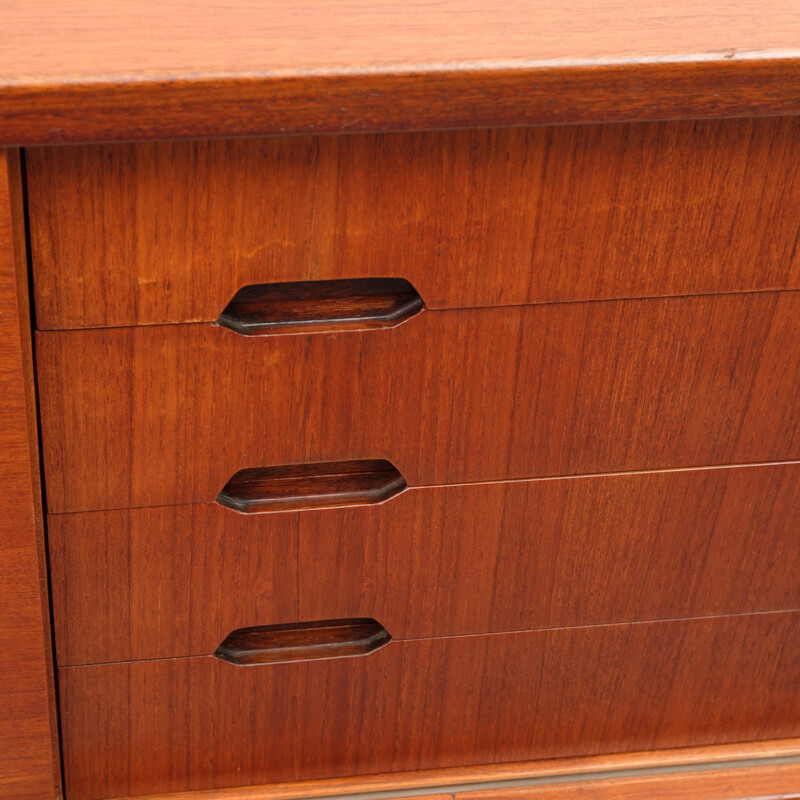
[59,611,800,800]
[27,118,800,330]
[37,291,800,512]
[49,463,800,665]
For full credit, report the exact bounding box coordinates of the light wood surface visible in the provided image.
[26,119,800,329]
[3,2,800,144]
[49,462,800,665]
[8,0,800,82]
[58,611,800,800]
[37,291,800,512]
[0,150,60,797]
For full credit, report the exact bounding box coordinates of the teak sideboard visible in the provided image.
[2,3,800,799]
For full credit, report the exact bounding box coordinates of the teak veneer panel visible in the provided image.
[49,463,800,665]
[27,118,800,329]
[0,151,61,797]
[4,2,800,144]
[58,611,800,800]
[37,291,800,512]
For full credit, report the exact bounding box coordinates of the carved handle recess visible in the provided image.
[217,459,406,513]
[217,277,423,335]
[215,619,391,665]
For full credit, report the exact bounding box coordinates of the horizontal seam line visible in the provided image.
[35,286,800,334]
[45,459,800,515]
[56,607,800,669]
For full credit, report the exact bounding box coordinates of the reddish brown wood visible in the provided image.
[218,279,423,336]
[105,761,800,800]
[13,10,800,798]
[26,118,800,330]
[105,739,800,800]
[48,462,800,666]
[3,3,800,145]
[217,460,406,512]
[58,611,800,800]
[37,291,800,513]
[215,619,391,666]
[461,763,800,799]
[0,150,61,797]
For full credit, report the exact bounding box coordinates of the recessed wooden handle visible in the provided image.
[217,277,423,335]
[214,618,391,665]
[216,459,407,513]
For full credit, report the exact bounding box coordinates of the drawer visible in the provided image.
[49,463,800,665]
[27,117,800,330]
[37,291,800,512]
[58,611,800,800]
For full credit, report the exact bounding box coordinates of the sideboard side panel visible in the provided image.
[0,149,61,799]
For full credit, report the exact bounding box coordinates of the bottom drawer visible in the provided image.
[60,610,800,800]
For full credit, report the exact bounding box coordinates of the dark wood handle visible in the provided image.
[214,619,391,665]
[216,459,407,513]
[217,277,423,335]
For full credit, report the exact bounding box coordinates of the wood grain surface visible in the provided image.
[98,764,800,800]
[49,462,800,665]
[37,291,800,512]
[106,739,800,800]
[461,763,800,799]
[120,762,800,800]
[0,150,61,797]
[4,2,800,145]
[58,610,800,800]
[26,118,800,329]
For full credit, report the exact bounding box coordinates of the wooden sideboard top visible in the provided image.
[3,0,800,146]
